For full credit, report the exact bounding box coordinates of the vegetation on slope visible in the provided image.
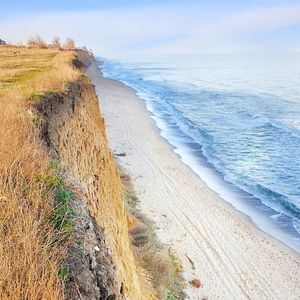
[120,169,185,299]
[0,46,80,299]
[0,45,184,299]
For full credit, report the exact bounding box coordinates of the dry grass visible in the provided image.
[120,169,184,299]
[0,46,80,299]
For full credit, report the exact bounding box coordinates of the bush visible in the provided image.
[63,38,75,50]
[27,35,47,49]
[51,36,61,49]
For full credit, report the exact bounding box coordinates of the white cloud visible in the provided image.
[214,4,300,36]
[1,3,299,59]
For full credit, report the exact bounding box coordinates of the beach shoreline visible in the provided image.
[87,60,300,299]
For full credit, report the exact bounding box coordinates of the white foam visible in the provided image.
[150,109,300,253]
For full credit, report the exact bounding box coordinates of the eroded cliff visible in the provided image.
[38,57,153,299]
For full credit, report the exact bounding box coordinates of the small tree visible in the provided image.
[63,38,75,50]
[27,35,47,49]
[51,36,61,49]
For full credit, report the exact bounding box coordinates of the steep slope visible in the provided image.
[38,64,153,298]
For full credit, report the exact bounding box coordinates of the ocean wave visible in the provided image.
[99,57,300,247]
[150,96,300,220]
[254,184,300,218]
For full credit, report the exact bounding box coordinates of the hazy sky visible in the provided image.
[1,0,300,59]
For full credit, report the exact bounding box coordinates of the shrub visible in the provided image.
[51,36,61,49]
[27,35,47,49]
[63,38,75,50]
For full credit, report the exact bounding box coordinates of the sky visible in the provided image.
[1,0,300,59]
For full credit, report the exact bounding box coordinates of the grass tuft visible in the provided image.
[50,184,75,234]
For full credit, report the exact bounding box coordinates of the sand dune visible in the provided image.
[88,61,300,300]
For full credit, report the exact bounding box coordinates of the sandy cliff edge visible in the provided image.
[38,52,154,299]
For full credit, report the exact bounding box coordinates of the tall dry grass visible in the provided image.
[0,46,80,299]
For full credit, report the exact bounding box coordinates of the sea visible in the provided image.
[99,53,300,253]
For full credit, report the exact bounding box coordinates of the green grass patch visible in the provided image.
[58,267,69,282]
[166,251,185,300]
[0,50,57,89]
[36,163,75,235]
[49,160,61,171]
[50,184,75,235]
[165,291,177,300]
[12,66,52,85]
[36,173,64,189]
[29,92,43,102]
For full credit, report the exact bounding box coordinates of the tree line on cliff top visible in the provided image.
[27,35,75,50]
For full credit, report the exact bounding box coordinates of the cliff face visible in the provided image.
[39,75,149,299]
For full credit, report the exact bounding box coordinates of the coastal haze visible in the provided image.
[2,1,300,58]
[1,0,300,299]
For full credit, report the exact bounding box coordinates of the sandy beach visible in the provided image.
[87,60,300,299]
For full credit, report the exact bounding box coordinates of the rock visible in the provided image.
[189,279,201,288]
[115,152,126,157]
